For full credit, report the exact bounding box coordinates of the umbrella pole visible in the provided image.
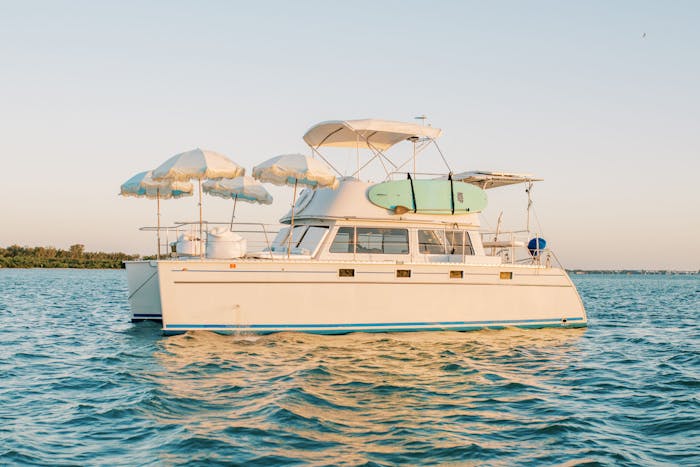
[157,188,161,260]
[287,179,298,259]
[230,195,238,230]
[198,178,203,259]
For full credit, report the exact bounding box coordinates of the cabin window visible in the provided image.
[418,230,446,254]
[289,225,309,247]
[445,230,474,256]
[329,227,409,254]
[418,229,474,255]
[329,227,355,253]
[357,228,409,254]
[271,225,328,253]
[271,227,290,249]
[297,226,328,254]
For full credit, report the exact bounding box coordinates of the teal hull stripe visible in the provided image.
[165,317,585,330]
[163,322,587,335]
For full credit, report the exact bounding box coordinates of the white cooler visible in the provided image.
[206,227,247,259]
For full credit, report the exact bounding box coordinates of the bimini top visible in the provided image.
[451,171,543,189]
[303,119,443,151]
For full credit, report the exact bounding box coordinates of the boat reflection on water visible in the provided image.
[147,329,587,464]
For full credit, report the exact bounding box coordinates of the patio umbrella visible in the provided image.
[119,170,193,259]
[203,176,273,229]
[152,148,245,257]
[252,154,338,256]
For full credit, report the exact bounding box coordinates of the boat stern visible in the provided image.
[125,260,162,321]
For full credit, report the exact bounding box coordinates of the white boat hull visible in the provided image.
[125,261,162,321]
[126,260,588,334]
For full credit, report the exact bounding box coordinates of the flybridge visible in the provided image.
[301,119,543,189]
[302,118,450,180]
[303,119,443,151]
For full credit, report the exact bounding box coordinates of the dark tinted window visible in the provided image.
[357,228,409,254]
[329,227,354,253]
[329,227,409,254]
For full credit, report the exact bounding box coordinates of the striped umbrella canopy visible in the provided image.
[152,148,245,257]
[252,153,338,189]
[253,154,338,256]
[120,170,193,199]
[203,176,273,204]
[120,170,194,259]
[203,176,273,228]
[152,148,245,181]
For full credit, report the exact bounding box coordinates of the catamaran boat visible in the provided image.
[125,119,587,334]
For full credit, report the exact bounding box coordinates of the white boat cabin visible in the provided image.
[252,178,500,265]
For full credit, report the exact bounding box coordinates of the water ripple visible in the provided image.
[0,270,698,465]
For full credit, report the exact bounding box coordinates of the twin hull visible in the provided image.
[126,260,587,334]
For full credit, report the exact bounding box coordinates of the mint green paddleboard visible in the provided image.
[368,179,487,214]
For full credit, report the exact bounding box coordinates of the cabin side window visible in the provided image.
[329,227,355,253]
[271,225,306,250]
[329,227,409,254]
[357,228,409,254]
[270,227,292,251]
[271,225,329,254]
[445,230,474,256]
[297,226,329,254]
[418,230,446,254]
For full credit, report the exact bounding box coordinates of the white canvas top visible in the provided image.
[303,119,443,151]
[450,171,542,189]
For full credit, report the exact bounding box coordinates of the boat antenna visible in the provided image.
[493,211,503,256]
[525,181,533,233]
[412,115,427,176]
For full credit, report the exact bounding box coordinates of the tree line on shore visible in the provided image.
[0,244,142,269]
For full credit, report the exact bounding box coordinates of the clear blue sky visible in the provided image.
[1,1,698,269]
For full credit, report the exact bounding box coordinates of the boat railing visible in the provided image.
[139,221,281,259]
[481,230,562,268]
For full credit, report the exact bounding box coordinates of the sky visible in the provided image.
[1,1,698,270]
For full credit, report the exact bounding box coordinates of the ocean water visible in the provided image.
[0,269,698,466]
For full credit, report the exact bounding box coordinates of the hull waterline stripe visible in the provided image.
[165,317,585,330]
[163,322,587,335]
[162,322,587,336]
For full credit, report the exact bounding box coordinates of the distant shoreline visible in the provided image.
[0,244,143,269]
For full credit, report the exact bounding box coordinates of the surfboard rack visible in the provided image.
[370,178,487,215]
[448,172,455,215]
[407,173,417,213]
